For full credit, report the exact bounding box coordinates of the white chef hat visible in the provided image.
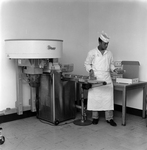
[99,31,110,43]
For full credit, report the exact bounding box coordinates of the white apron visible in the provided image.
[87,51,114,111]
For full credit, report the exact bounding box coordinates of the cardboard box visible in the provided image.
[122,61,140,78]
[116,78,139,84]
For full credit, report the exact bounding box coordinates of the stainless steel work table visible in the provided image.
[113,81,147,126]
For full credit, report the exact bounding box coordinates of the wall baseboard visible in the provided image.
[114,104,142,117]
[0,110,36,124]
[0,104,143,124]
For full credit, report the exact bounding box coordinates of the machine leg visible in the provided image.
[15,62,23,115]
[73,84,92,126]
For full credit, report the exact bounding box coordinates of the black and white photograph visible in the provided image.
[0,0,147,149]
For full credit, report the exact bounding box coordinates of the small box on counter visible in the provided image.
[116,78,139,84]
[114,61,122,67]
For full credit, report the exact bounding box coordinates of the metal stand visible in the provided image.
[73,83,92,126]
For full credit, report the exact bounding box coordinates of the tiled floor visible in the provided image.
[0,111,147,150]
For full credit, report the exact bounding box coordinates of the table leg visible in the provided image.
[122,87,127,126]
[142,85,147,118]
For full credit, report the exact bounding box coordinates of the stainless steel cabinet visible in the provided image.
[38,72,76,125]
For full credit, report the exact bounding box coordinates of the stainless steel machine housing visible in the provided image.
[37,71,76,125]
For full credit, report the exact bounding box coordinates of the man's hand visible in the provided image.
[113,68,125,74]
[89,69,94,78]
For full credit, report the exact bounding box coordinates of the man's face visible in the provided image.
[100,41,109,50]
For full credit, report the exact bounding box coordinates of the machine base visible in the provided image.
[73,119,92,126]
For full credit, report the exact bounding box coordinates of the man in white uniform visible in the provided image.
[85,32,118,126]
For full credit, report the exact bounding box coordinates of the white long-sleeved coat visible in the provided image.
[84,47,116,111]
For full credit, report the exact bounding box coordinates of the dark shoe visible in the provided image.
[107,119,117,126]
[92,119,99,125]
